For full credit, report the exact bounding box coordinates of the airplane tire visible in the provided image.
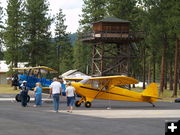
[15,94,30,102]
[85,101,91,108]
[75,101,81,107]
[27,95,30,103]
[15,94,21,102]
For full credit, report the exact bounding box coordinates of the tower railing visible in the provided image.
[80,31,144,41]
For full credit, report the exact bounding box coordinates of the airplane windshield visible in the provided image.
[26,69,54,80]
[83,79,109,90]
[79,79,89,84]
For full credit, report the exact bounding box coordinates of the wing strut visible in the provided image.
[93,80,111,99]
[149,102,156,107]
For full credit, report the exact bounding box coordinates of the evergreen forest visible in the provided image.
[0,0,179,96]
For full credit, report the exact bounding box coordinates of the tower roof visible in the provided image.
[93,17,130,23]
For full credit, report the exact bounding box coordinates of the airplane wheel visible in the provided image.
[27,95,30,103]
[85,101,91,108]
[15,94,21,102]
[75,101,81,107]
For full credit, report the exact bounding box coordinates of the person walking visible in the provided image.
[34,82,42,107]
[65,82,76,113]
[12,74,19,90]
[49,77,62,112]
[20,81,29,107]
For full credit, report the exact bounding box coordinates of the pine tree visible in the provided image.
[73,0,107,74]
[80,0,107,31]
[73,39,91,73]
[107,0,136,20]
[167,0,180,96]
[0,2,3,45]
[4,0,24,67]
[54,9,73,73]
[0,2,4,60]
[139,0,180,95]
[24,0,52,66]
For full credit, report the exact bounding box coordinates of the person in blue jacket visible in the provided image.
[59,78,66,96]
[34,82,42,107]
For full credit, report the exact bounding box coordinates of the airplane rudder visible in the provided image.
[142,83,158,96]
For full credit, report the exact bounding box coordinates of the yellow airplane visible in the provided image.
[68,76,159,108]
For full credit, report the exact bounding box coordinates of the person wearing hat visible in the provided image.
[65,82,76,113]
[20,81,29,107]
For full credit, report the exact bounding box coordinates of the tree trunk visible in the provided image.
[153,58,156,82]
[143,45,146,89]
[179,70,180,90]
[148,64,151,84]
[164,65,168,89]
[172,37,179,97]
[159,34,167,95]
[56,45,60,74]
[133,72,136,88]
[169,62,173,90]
[159,55,165,94]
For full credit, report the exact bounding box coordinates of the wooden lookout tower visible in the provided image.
[81,17,143,76]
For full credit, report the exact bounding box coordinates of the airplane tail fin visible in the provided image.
[141,83,159,102]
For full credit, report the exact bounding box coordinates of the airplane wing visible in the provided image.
[64,78,83,81]
[64,76,91,82]
[13,67,29,70]
[90,76,138,85]
[13,66,58,73]
[65,76,138,85]
[31,66,58,73]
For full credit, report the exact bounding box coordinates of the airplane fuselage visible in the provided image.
[72,83,157,103]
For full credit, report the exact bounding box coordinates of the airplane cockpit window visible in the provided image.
[82,80,98,88]
[99,80,109,90]
[80,79,89,84]
[29,69,41,78]
[91,80,99,88]
[23,70,28,75]
[116,85,130,90]
[83,79,109,90]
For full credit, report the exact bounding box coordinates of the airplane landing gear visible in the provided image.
[15,94,30,102]
[75,97,92,108]
[149,102,155,107]
[85,101,91,108]
[75,101,81,107]
[15,94,21,102]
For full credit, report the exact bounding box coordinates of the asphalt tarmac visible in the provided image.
[0,94,180,135]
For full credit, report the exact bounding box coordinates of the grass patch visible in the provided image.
[0,84,48,95]
[158,90,180,102]
[0,84,19,94]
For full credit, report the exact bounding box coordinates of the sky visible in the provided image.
[0,0,84,34]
